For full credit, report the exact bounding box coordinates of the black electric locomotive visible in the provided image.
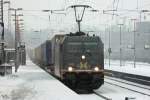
[33,32,104,91]
[53,33,104,90]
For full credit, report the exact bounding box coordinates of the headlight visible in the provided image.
[81,55,85,60]
[94,67,99,71]
[68,66,73,72]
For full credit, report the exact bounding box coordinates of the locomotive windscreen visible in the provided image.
[66,42,98,53]
[62,36,103,69]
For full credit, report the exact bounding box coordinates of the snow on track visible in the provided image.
[80,94,105,100]
[95,82,150,100]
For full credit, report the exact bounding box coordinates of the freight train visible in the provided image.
[32,32,104,91]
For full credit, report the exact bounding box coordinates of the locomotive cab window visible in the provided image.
[66,42,98,52]
[84,42,98,50]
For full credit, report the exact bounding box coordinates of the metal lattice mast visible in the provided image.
[0,0,5,64]
[0,0,4,40]
[10,8,23,72]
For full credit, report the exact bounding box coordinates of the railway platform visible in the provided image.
[0,59,83,100]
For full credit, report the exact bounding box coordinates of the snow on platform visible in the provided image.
[105,59,150,77]
[0,60,83,100]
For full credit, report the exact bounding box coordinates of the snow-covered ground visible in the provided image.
[81,77,150,100]
[0,60,83,100]
[1,59,150,100]
[95,82,150,100]
[80,94,103,100]
[105,59,150,77]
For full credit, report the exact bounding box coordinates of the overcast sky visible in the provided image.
[4,0,149,48]
[6,0,150,34]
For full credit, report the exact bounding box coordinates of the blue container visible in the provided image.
[41,40,52,66]
[46,40,52,65]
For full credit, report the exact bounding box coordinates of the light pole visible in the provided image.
[131,19,137,68]
[3,1,10,33]
[118,24,124,67]
[9,8,23,72]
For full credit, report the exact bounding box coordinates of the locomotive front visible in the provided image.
[61,35,104,90]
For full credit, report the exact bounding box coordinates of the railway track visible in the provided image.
[105,79,150,97]
[92,77,150,100]
[105,76,150,91]
[93,91,112,100]
[105,69,150,86]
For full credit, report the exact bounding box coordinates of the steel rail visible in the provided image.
[105,76,150,91]
[94,91,112,100]
[105,81,150,97]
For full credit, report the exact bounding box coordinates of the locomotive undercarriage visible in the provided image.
[62,71,104,92]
